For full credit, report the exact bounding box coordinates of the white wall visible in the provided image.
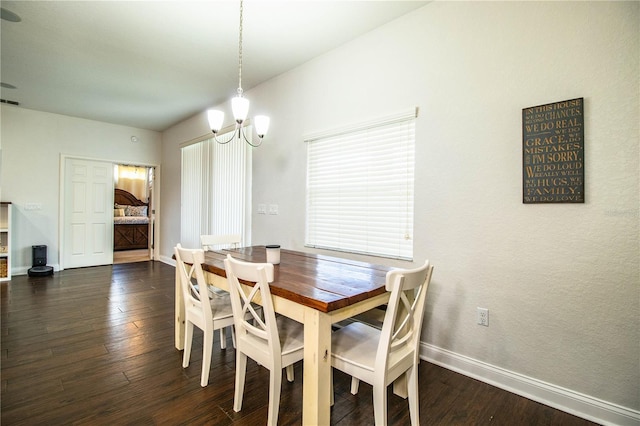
[160,1,639,423]
[0,106,162,273]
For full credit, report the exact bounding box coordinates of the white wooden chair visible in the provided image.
[200,234,242,346]
[224,254,304,426]
[330,260,434,426]
[200,234,241,251]
[174,244,236,387]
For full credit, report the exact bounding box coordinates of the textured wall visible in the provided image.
[248,1,640,412]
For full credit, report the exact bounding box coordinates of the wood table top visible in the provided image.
[201,246,392,313]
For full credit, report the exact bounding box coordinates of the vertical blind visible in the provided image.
[181,142,209,249]
[305,110,416,260]
[181,131,251,249]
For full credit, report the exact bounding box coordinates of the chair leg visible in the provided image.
[407,366,419,426]
[267,365,283,426]
[200,329,214,387]
[285,364,295,382]
[233,352,247,412]
[220,327,227,349]
[182,321,194,368]
[350,377,360,395]
[372,383,388,426]
[231,326,237,349]
[330,369,335,406]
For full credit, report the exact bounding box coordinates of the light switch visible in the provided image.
[257,204,267,214]
[25,203,42,211]
[268,204,279,215]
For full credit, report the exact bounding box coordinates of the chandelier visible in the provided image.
[207,0,269,147]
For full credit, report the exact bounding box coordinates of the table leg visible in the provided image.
[302,308,332,426]
[175,265,184,350]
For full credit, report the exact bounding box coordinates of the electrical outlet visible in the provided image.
[477,307,489,326]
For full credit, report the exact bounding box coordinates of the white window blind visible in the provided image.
[305,110,416,260]
[181,142,209,249]
[181,130,251,249]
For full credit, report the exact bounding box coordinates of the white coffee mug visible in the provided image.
[266,245,281,264]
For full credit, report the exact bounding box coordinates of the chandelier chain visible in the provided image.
[237,0,243,95]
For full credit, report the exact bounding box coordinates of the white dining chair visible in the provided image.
[200,234,241,251]
[174,244,236,387]
[330,260,434,426]
[200,234,242,347]
[224,254,304,426]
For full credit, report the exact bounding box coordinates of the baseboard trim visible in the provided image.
[157,254,175,267]
[420,343,640,426]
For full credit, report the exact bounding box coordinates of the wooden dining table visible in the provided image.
[174,246,394,425]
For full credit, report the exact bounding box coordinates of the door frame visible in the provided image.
[59,154,161,271]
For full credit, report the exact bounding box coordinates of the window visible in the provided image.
[180,130,251,249]
[305,109,416,260]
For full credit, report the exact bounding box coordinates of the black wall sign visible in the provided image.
[522,97,584,203]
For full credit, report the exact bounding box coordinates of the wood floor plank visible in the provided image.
[1,261,599,425]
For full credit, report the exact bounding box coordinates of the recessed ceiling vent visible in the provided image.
[0,99,20,106]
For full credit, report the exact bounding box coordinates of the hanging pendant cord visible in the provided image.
[237,0,244,96]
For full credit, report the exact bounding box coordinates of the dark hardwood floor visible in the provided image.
[1,262,599,425]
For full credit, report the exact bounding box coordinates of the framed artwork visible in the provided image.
[522,97,584,203]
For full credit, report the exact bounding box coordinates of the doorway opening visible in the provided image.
[113,164,155,264]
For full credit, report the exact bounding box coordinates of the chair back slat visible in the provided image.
[237,278,269,341]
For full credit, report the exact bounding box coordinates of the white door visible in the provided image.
[63,158,114,268]
[148,167,155,260]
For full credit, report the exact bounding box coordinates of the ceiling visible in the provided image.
[1,1,428,132]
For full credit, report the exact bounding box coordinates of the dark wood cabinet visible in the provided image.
[114,224,148,251]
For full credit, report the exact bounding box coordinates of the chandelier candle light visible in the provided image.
[208,0,270,147]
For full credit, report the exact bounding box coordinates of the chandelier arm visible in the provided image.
[212,128,237,144]
[239,126,263,147]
